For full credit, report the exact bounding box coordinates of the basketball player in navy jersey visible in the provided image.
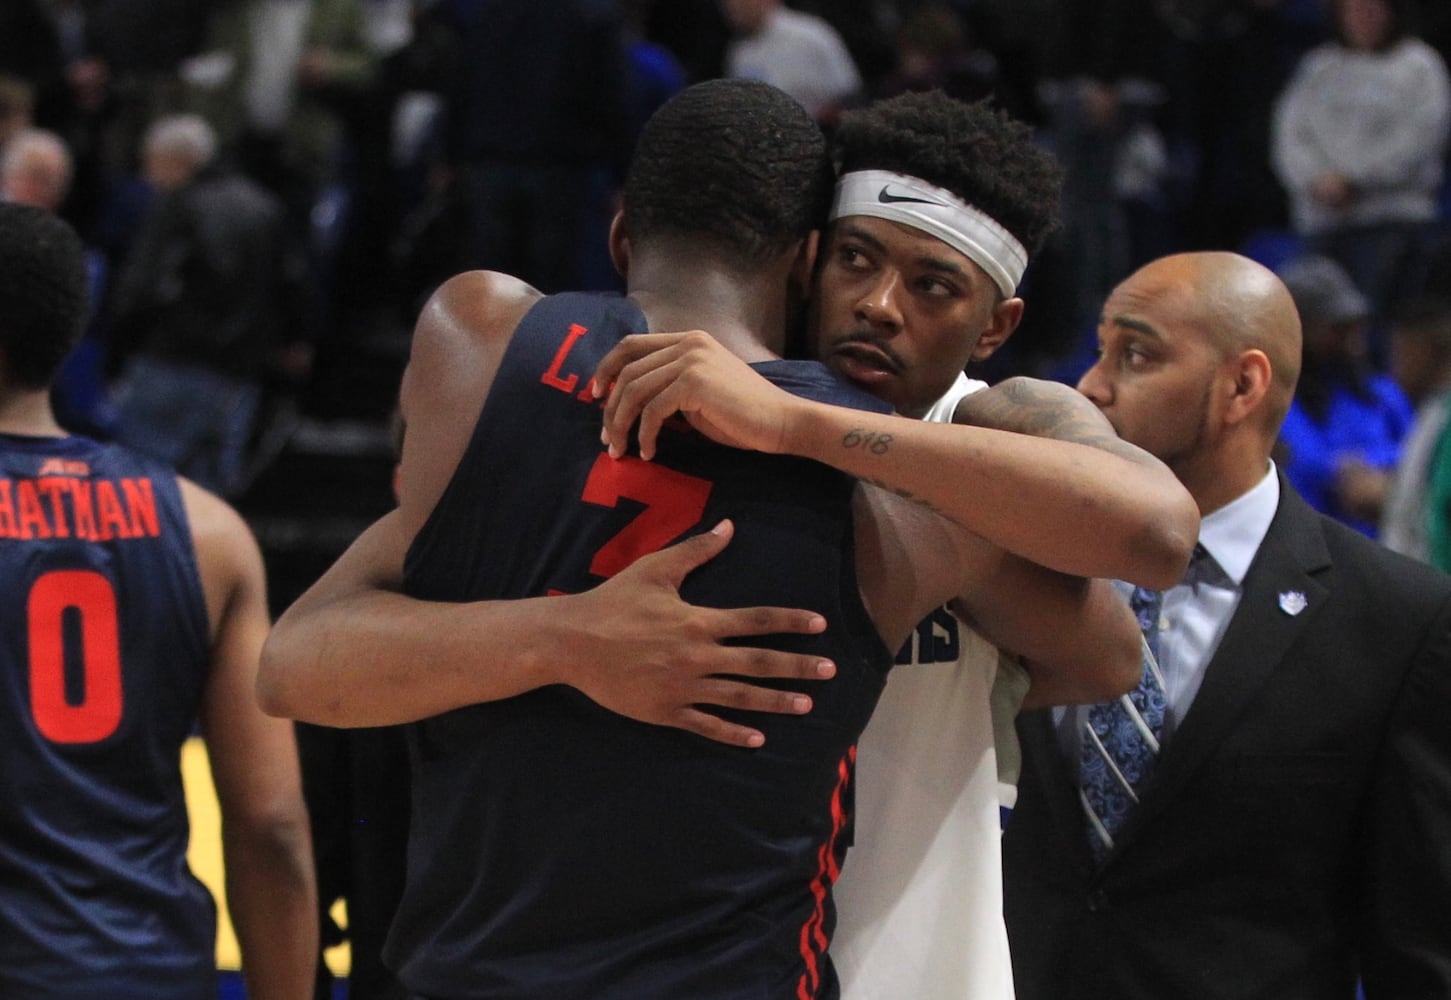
[261,79,1178,997]
[589,92,1202,999]
[0,203,317,1000]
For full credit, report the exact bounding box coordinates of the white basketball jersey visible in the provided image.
[833,372,1017,1000]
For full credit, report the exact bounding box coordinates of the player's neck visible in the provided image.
[627,261,792,362]
[0,388,66,438]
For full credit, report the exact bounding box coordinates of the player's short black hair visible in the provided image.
[832,90,1062,257]
[623,78,834,268]
[0,203,87,390]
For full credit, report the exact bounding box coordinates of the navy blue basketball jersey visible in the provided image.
[0,433,215,1000]
[390,293,895,999]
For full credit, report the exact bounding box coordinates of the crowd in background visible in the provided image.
[6,1,1451,996]
[3,0,1451,466]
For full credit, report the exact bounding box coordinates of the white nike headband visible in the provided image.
[829,169,1028,297]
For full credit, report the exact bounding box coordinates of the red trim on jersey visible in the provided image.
[795,744,857,998]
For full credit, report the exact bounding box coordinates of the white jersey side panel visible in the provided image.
[834,372,1016,1000]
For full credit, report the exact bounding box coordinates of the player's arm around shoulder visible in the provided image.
[954,376,1199,589]
[257,271,554,729]
[181,480,317,1000]
[916,489,1141,709]
[856,464,1141,709]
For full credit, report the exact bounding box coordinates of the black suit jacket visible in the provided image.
[1003,477,1451,999]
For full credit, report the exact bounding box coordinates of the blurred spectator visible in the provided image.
[1382,295,1451,567]
[80,0,216,184]
[0,127,72,211]
[0,76,37,151]
[720,0,862,120]
[623,0,687,140]
[431,0,634,294]
[181,0,379,228]
[864,3,998,105]
[790,0,899,93]
[0,1,120,238]
[1035,0,1172,345]
[641,0,729,84]
[1276,253,1415,537]
[1271,0,1451,361]
[0,0,72,135]
[109,113,309,498]
[0,126,118,437]
[1154,0,1330,254]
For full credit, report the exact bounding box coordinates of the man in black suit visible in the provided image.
[1003,250,1451,998]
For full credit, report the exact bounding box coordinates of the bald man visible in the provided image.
[1003,252,1451,999]
[0,127,71,211]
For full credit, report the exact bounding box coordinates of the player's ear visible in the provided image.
[1222,347,1272,427]
[790,230,820,299]
[608,210,630,279]
[969,296,1025,361]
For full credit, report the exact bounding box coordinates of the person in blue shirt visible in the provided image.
[1275,252,1414,537]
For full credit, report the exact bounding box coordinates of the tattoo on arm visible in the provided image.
[841,428,893,455]
[859,475,942,513]
[963,378,1154,464]
[840,429,945,509]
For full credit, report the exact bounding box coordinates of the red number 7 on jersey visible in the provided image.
[580,454,712,580]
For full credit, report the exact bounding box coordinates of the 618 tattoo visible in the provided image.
[841,428,893,455]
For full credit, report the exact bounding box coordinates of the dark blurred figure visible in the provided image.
[429,0,633,294]
[641,0,729,83]
[791,0,900,93]
[0,126,114,439]
[109,113,309,498]
[1035,0,1172,355]
[1155,0,1329,255]
[0,0,108,235]
[861,3,998,106]
[0,75,37,152]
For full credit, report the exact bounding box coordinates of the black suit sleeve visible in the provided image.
[1359,593,1451,996]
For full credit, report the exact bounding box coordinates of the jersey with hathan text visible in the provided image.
[0,432,214,1000]
[390,292,893,999]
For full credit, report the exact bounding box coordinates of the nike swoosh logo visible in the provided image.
[878,185,943,206]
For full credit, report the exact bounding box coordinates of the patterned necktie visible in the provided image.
[1080,584,1168,860]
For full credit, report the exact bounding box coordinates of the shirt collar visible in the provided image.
[1196,461,1279,586]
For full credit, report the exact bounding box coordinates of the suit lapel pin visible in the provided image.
[1278,590,1308,616]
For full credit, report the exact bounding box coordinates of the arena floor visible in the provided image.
[182,736,351,997]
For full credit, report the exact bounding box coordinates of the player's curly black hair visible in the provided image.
[623,78,834,268]
[0,203,87,390]
[832,90,1063,257]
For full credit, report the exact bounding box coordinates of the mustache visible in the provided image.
[827,331,906,371]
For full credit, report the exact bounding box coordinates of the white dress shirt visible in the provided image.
[1058,463,1280,760]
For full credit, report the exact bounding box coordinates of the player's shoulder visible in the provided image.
[423,270,544,346]
[176,477,263,573]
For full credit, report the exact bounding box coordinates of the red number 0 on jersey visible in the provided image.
[580,454,712,579]
[27,569,124,743]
